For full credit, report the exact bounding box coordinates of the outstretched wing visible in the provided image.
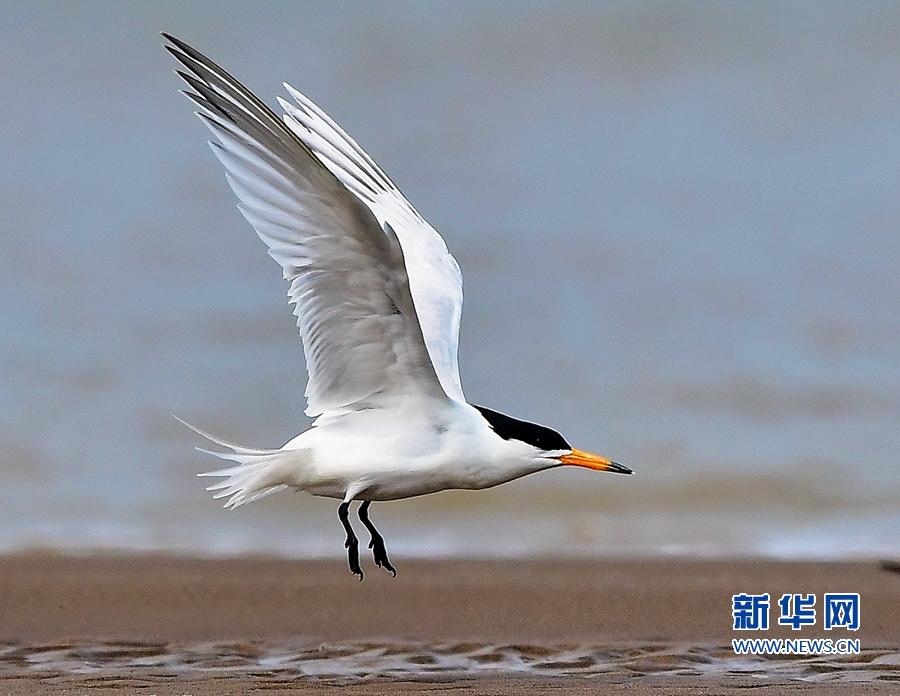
[275,84,466,404]
[164,34,448,416]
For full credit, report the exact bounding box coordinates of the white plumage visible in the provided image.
[165,34,631,579]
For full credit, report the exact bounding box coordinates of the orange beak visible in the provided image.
[559,449,633,475]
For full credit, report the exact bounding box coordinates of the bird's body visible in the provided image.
[165,34,632,578]
[189,394,577,507]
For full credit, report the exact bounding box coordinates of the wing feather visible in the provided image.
[276,84,466,403]
[165,34,447,416]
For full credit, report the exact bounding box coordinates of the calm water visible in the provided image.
[0,2,898,559]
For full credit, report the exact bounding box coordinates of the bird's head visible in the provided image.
[473,405,633,476]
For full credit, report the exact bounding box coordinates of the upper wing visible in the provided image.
[164,34,448,416]
[275,84,466,404]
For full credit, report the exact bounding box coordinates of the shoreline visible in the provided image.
[2,555,897,642]
[1,555,897,693]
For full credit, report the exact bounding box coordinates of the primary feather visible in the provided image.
[277,85,466,403]
[164,34,451,416]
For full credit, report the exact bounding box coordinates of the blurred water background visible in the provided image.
[1,2,898,559]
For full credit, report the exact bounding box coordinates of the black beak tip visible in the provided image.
[609,461,634,476]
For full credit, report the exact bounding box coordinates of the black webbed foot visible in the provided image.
[338,501,363,580]
[358,501,397,577]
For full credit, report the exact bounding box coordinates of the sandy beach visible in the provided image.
[0,555,897,694]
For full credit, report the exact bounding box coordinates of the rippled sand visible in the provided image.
[1,556,898,694]
[2,639,899,683]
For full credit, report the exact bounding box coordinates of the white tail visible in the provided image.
[176,417,297,509]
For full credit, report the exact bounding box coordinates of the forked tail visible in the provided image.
[175,417,295,509]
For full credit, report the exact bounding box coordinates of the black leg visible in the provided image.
[338,502,363,580]
[358,501,396,577]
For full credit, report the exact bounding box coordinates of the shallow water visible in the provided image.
[1,640,898,683]
[1,3,899,559]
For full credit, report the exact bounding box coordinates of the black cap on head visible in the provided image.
[474,405,571,452]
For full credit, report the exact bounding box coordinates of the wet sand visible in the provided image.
[1,556,898,694]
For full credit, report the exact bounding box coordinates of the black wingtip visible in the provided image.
[161,33,211,69]
[161,32,184,53]
[161,32,185,49]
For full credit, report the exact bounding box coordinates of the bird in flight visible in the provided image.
[164,34,633,580]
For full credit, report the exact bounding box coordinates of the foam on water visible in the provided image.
[1,640,898,683]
